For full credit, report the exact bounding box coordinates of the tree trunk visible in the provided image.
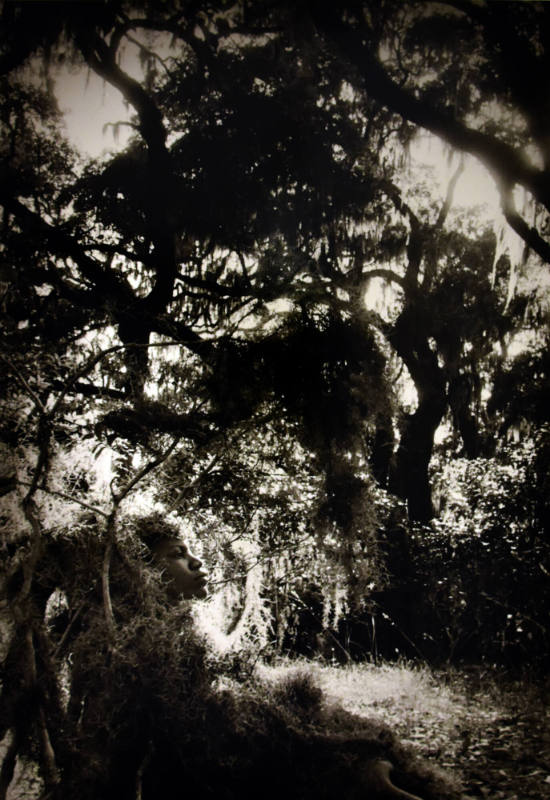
[390,391,446,521]
[448,373,484,458]
[389,309,447,522]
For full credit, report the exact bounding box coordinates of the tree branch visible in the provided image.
[380,180,419,227]
[23,629,60,791]
[101,436,180,633]
[435,158,465,229]
[0,194,133,300]
[51,378,128,401]
[76,29,180,315]
[77,30,167,154]
[167,451,222,511]
[49,340,206,418]
[101,513,117,637]
[112,437,179,505]
[16,481,110,519]
[499,187,550,265]
[361,268,406,290]
[0,354,46,413]
[176,272,254,299]
[0,732,18,800]
[377,180,424,287]
[318,21,550,215]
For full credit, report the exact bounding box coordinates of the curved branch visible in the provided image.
[500,187,550,265]
[77,30,179,313]
[77,30,167,154]
[378,181,423,287]
[435,157,465,228]
[112,437,179,504]
[380,180,419,227]
[442,0,550,168]
[361,268,406,290]
[318,22,549,214]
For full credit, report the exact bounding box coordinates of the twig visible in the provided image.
[112,436,179,504]
[125,33,173,77]
[52,600,88,659]
[24,628,60,790]
[0,354,46,413]
[102,512,118,636]
[102,436,180,633]
[435,157,465,228]
[16,481,109,518]
[167,451,222,511]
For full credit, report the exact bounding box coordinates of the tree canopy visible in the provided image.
[1,2,550,794]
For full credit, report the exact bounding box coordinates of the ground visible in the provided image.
[3,658,549,799]
[257,660,550,800]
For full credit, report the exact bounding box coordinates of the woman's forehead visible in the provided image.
[153,538,187,557]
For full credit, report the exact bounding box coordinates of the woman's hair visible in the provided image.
[132,512,183,552]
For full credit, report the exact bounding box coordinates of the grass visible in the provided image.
[256,659,550,800]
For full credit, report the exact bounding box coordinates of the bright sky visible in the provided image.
[414,138,500,215]
[55,66,134,158]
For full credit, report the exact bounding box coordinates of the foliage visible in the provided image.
[405,441,550,666]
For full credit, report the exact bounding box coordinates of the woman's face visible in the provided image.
[153,538,208,599]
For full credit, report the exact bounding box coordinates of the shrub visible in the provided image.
[404,442,550,666]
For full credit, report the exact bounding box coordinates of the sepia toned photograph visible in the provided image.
[1,2,549,798]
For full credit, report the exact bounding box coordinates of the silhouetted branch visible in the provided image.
[0,354,45,412]
[16,481,109,519]
[435,158,465,228]
[500,187,550,265]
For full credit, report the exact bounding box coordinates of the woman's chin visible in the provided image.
[182,583,208,600]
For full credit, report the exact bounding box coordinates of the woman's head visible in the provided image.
[150,537,208,600]
[135,513,208,600]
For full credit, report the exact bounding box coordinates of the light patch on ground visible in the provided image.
[257,660,550,799]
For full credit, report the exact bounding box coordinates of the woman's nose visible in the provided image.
[189,556,202,571]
